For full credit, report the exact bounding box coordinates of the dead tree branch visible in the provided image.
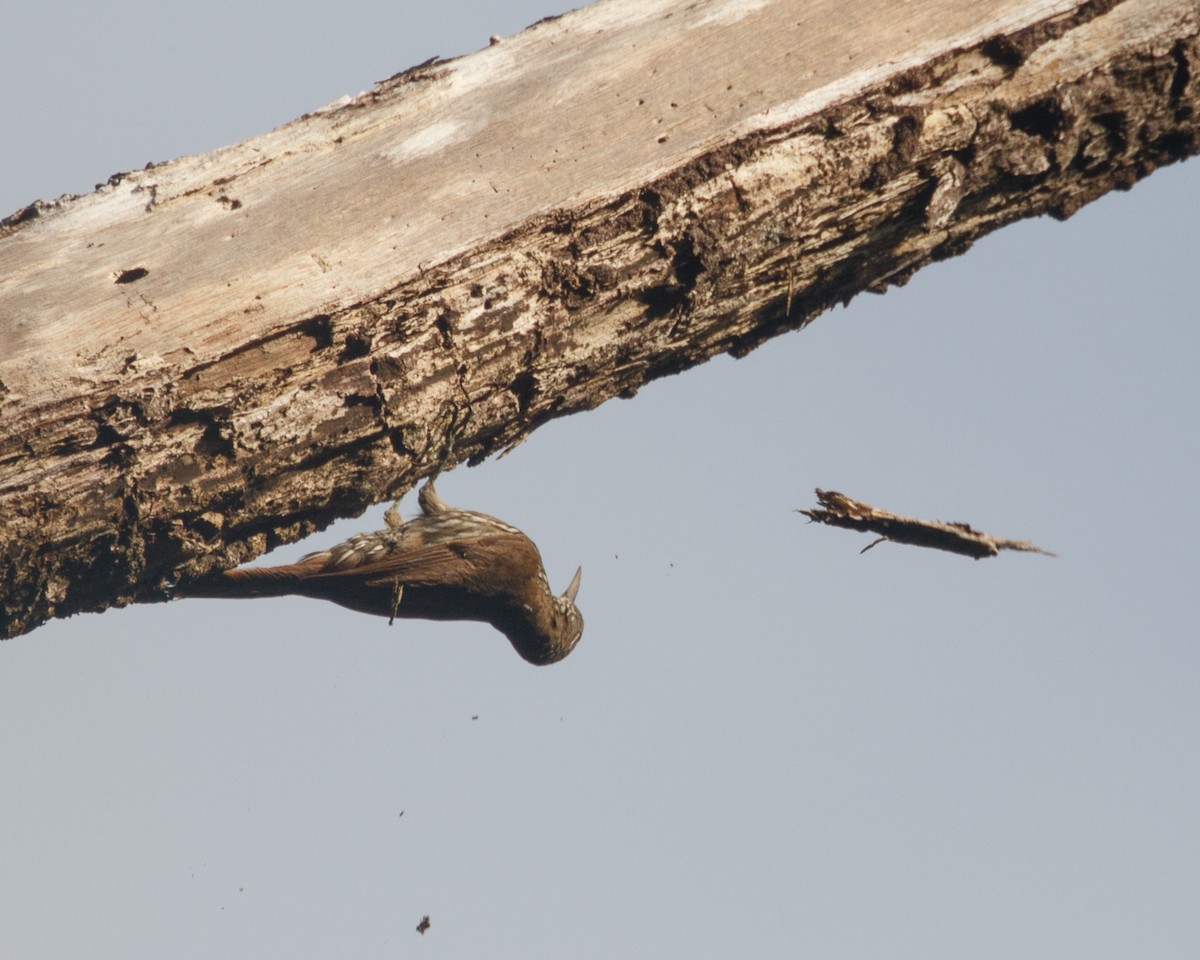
[799,489,1057,559]
[1,0,1195,637]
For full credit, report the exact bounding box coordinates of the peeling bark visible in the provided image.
[1,0,1197,638]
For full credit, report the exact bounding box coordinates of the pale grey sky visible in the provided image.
[3,2,1199,958]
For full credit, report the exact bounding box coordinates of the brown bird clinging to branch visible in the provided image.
[180,481,584,665]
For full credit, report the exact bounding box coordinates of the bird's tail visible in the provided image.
[176,563,314,601]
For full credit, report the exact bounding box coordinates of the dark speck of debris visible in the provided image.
[416,915,431,935]
[114,266,149,284]
[471,715,479,721]
[398,810,404,818]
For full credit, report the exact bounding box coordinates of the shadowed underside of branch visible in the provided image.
[0,0,1197,638]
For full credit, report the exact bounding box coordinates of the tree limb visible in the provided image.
[1,0,1196,637]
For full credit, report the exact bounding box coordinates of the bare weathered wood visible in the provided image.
[1,0,1196,638]
[799,489,1057,558]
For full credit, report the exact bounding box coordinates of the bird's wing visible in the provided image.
[305,534,534,594]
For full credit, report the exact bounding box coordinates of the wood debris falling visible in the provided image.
[798,489,1056,560]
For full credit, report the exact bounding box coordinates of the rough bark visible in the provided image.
[1,0,1197,639]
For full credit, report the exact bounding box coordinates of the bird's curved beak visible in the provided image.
[562,566,582,602]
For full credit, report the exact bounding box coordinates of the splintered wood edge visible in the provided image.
[798,488,1057,559]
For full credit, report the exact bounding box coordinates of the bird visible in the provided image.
[179,480,584,665]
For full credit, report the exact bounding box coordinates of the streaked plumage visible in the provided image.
[180,481,584,665]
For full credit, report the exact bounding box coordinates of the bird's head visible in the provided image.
[534,566,584,665]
